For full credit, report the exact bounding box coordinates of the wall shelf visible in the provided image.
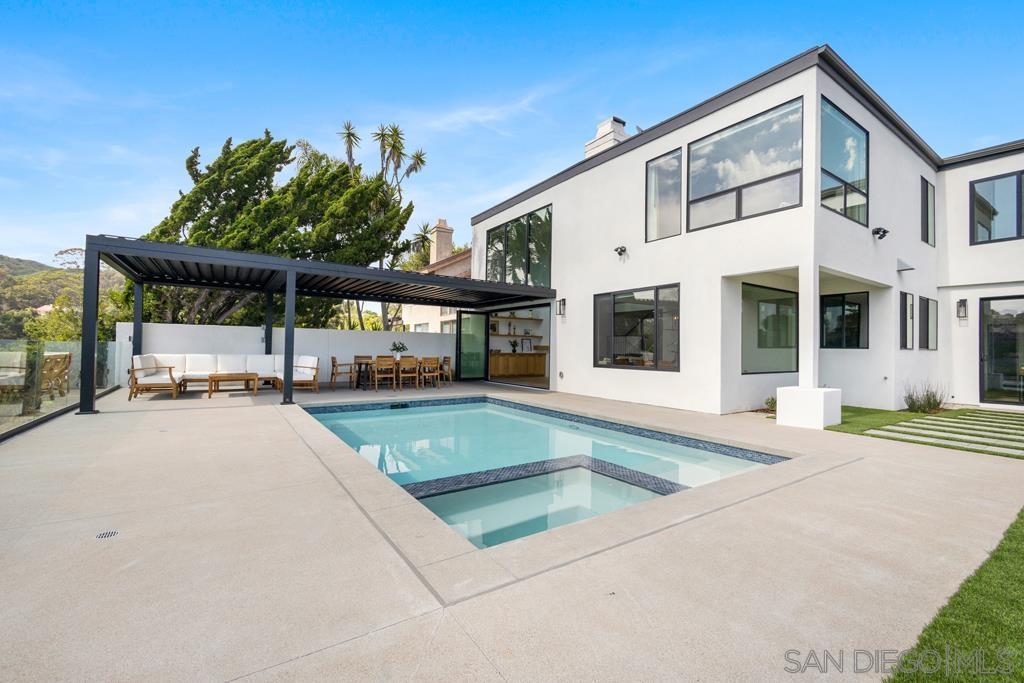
[490,333,544,338]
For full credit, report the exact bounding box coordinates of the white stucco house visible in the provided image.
[464,45,1024,427]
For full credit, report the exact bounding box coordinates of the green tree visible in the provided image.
[133,128,423,328]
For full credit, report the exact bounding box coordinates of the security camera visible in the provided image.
[871,227,889,240]
[613,245,627,256]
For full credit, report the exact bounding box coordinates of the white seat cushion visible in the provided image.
[246,355,275,376]
[180,371,211,380]
[151,354,185,372]
[217,354,248,373]
[185,354,218,374]
[0,373,26,386]
[0,351,26,369]
[136,373,175,386]
[274,369,316,380]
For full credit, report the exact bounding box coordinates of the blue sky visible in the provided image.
[2,1,1023,265]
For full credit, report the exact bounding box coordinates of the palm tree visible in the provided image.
[337,121,360,175]
[402,149,426,181]
[411,221,432,254]
[372,124,388,173]
[385,124,406,185]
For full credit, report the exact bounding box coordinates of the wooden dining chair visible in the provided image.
[398,356,419,390]
[419,356,441,389]
[330,356,356,390]
[372,355,396,391]
[440,356,454,386]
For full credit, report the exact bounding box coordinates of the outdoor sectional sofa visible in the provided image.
[129,353,320,400]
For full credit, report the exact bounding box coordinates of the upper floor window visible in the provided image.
[646,149,682,241]
[921,178,935,246]
[687,99,803,231]
[970,171,1022,244]
[820,98,868,226]
[485,206,552,287]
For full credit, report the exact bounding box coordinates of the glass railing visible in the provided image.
[0,339,117,438]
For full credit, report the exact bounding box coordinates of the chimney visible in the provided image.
[584,116,628,158]
[429,218,454,263]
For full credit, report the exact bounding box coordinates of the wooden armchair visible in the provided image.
[398,356,419,390]
[293,356,320,393]
[440,356,454,386]
[372,355,396,391]
[330,356,355,390]
[419,356,441,389]
[41,352,72,399]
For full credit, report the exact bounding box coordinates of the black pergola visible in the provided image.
[79,234,555,410]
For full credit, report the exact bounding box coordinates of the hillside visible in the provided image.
[0,255,55,277]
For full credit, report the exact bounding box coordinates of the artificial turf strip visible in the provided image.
[886,507,1024,682]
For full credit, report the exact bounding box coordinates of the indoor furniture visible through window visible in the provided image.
[821,292,869,349]
[594,284,680,370]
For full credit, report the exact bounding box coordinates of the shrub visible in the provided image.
[904,382,946,413]
[390,341,408,355]
[764,396,777,413]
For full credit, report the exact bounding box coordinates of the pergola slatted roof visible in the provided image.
[89,234,554,308]
[80,234,556,412]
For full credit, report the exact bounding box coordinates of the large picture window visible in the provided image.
[970,171,1022,245]
[594,284,679,371]
[742,284,797,374]
[687,99,803,231]
[646,149,682,241]
[899,292,914,350]
[820,98,868,226]
[484,206,552,288]
[821,292,869,349]
[921,178,935,246]
[918,296,937,350]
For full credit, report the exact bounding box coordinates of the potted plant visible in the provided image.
[390,341,408,359]
[508,339,519,354]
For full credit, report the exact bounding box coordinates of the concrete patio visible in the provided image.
[2,383,1024,680]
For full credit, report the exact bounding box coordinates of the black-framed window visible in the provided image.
[821,292,868,349]
[646,149,682,242]
[970,171,1022,245]
[687,98,803,231]
[820,97,868,226]
[594,284,679,371]
[921,177,935,246]
[485,205,552,287]
[919,296,937,350]
[899,291,914,350]
[742,283,797,374]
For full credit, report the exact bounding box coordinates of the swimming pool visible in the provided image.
[308,397,783,547]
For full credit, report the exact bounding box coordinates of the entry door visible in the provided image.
[981,297,1024,404]
[456,312,488,380]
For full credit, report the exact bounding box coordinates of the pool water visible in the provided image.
[314,402,763,488]
[311,400,772,546]
[420,468,659,548]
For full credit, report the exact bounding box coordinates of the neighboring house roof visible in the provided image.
[419,248,471,277]
[471,44,1024,225]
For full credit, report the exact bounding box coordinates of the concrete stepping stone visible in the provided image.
[880,425,1024,449]
[864,429,1024,457]
[902,420,1024,442]
[955,414,1024,428]
[914,417,1024,436]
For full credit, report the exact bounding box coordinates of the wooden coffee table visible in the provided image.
[207,372,259,398]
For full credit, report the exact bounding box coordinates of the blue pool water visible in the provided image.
[311,400,774,546]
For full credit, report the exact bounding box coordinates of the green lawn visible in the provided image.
[887,507,1024,682]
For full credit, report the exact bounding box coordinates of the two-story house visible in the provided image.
[461,45,1024,427]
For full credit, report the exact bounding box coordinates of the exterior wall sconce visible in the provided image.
[871,227,889,240]
[556,298,566,316]
[957,299,968,319]
[613,245,627,256]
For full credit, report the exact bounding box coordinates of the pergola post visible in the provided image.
[281,269,295,405]
[77,246,101,414]
[264,292,274,355]
[132,281,144,356]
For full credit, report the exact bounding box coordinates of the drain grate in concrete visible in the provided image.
[95,530,118,539]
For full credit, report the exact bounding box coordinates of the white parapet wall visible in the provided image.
[114,322,456,386]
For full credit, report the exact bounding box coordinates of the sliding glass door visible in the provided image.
[981,297,1024,404]
[456,312,488,380]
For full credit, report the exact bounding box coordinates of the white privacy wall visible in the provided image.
[115,322,455,385]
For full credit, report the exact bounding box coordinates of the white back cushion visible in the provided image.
[273,355,286,372]
[297,355,319,369]
[246,355,275,375]
[134,354,157,377]
[0,352,26,368]
[185,354,218,374]
[217,354,247,373]
[151,354,185,372]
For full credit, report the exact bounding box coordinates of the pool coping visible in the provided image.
[281,390,840,605]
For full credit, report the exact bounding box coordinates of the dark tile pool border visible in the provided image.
[303,396,787,466]
[403,454,688,499]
